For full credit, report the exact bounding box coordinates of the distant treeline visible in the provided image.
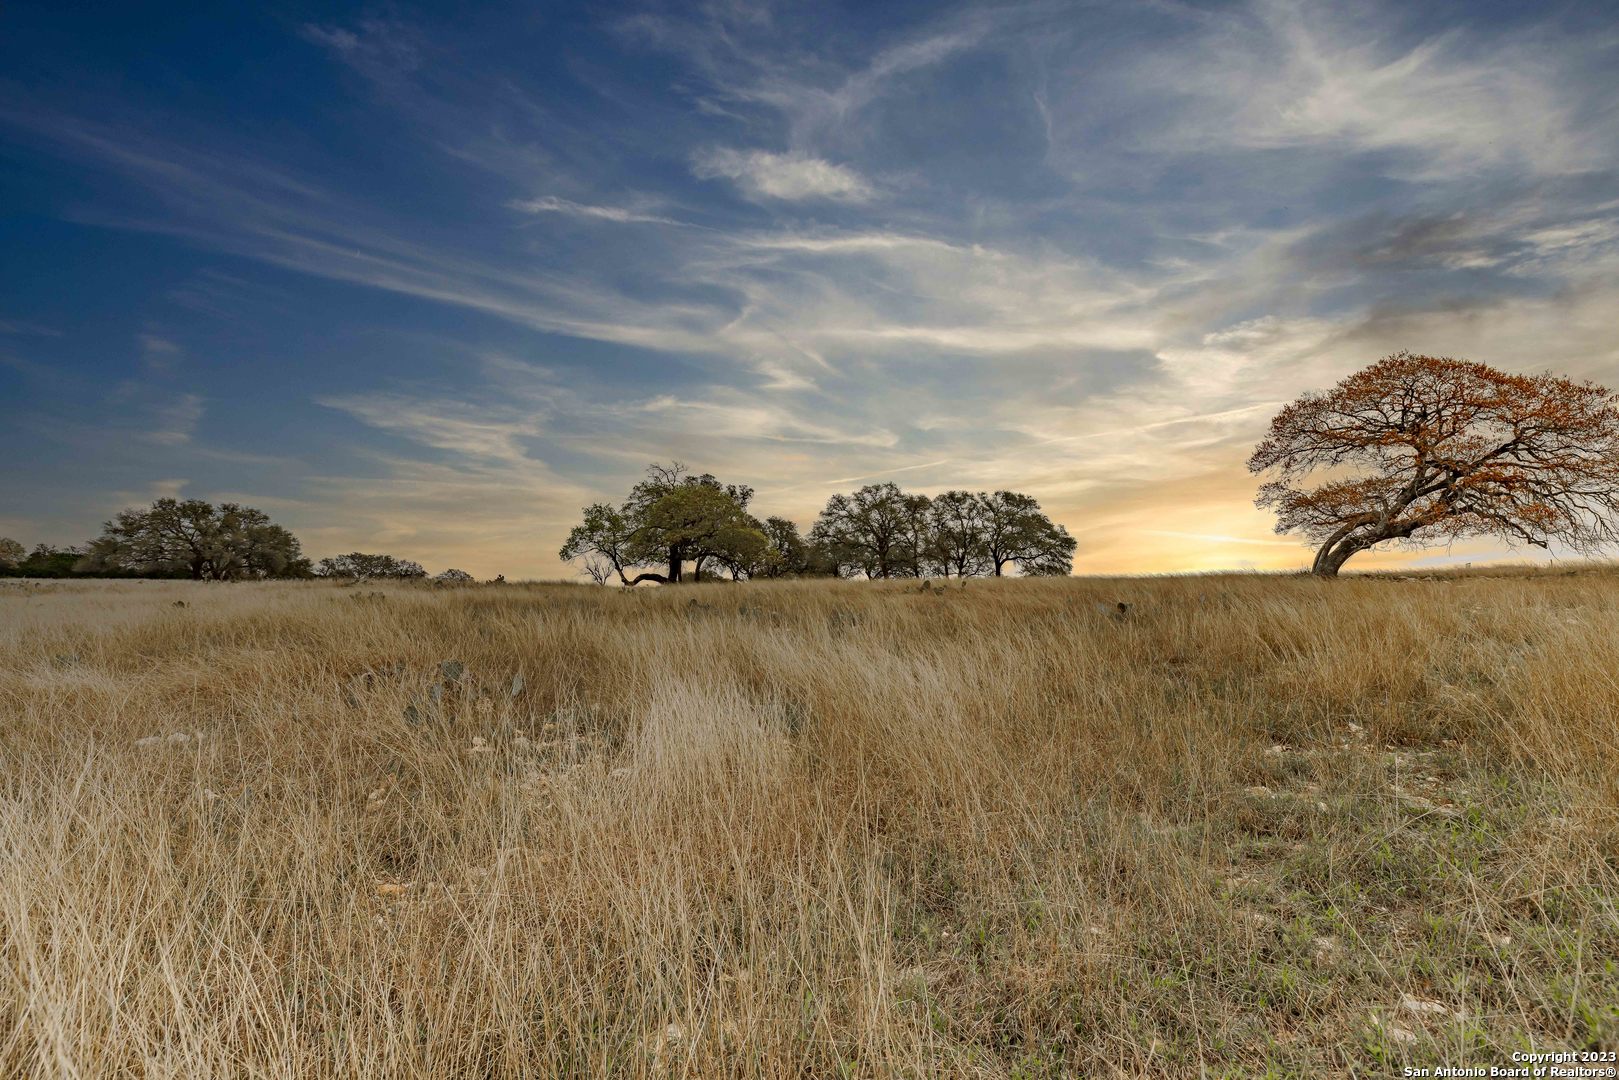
[560,463,1076,585]
[2,471,1075,585]
[0,502,311,581]
[0,543,191,579]
[0,503,482,584]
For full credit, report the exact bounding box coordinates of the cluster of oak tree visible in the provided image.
[559,463,1076,585]
[7,354,1618,582]
[1,501,308,580]
[0,503,483,583]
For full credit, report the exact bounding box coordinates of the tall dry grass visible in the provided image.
[1,572,1616,1077]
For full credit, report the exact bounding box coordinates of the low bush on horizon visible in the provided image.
[1,572,1615,1076]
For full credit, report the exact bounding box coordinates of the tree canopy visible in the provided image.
[560,467,1076,584]
[975,491,1077,577]
[0,542,160,579]
[809,483,931,578]
[755,516,829,578]
[81,498,308,580]
[560,463,771,585]
[1249,352,1619,575]
[315,552,427,580]
[926,491,993,578]
[805,485,1074,579]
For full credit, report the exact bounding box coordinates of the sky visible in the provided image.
[3,0,1618,579]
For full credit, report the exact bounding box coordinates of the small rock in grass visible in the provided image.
[1384,1024,1417,1046]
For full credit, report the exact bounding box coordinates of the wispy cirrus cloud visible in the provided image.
[300,18,423,83]
[0,318,61,337]
[139,333,182,374]
[509,195,688,226]
[143,392,205,446]
[1140,3,1600,179]
[692,148,874,202]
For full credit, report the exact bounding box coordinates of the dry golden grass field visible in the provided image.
[2,571,1617,1077]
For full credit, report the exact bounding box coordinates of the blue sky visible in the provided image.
[3,0,1617,577]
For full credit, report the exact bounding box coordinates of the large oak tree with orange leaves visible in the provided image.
[1248,352,1619,575]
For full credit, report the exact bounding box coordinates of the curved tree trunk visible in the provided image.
[1311,542,1355,576]
[1313,518,1429,576]
[1312,534,1379,576]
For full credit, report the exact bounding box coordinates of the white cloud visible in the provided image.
[145,393,205,446]
[0,318,61,337]
[139,333,181,355]
[1135,1,1605,180]
[633,393,898,448]
[317,394,541,464]
[692,148,873,201]
[139,333,182,373]
[150,478,189,499]
[300,19,421,82]
[509,195,684,226]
